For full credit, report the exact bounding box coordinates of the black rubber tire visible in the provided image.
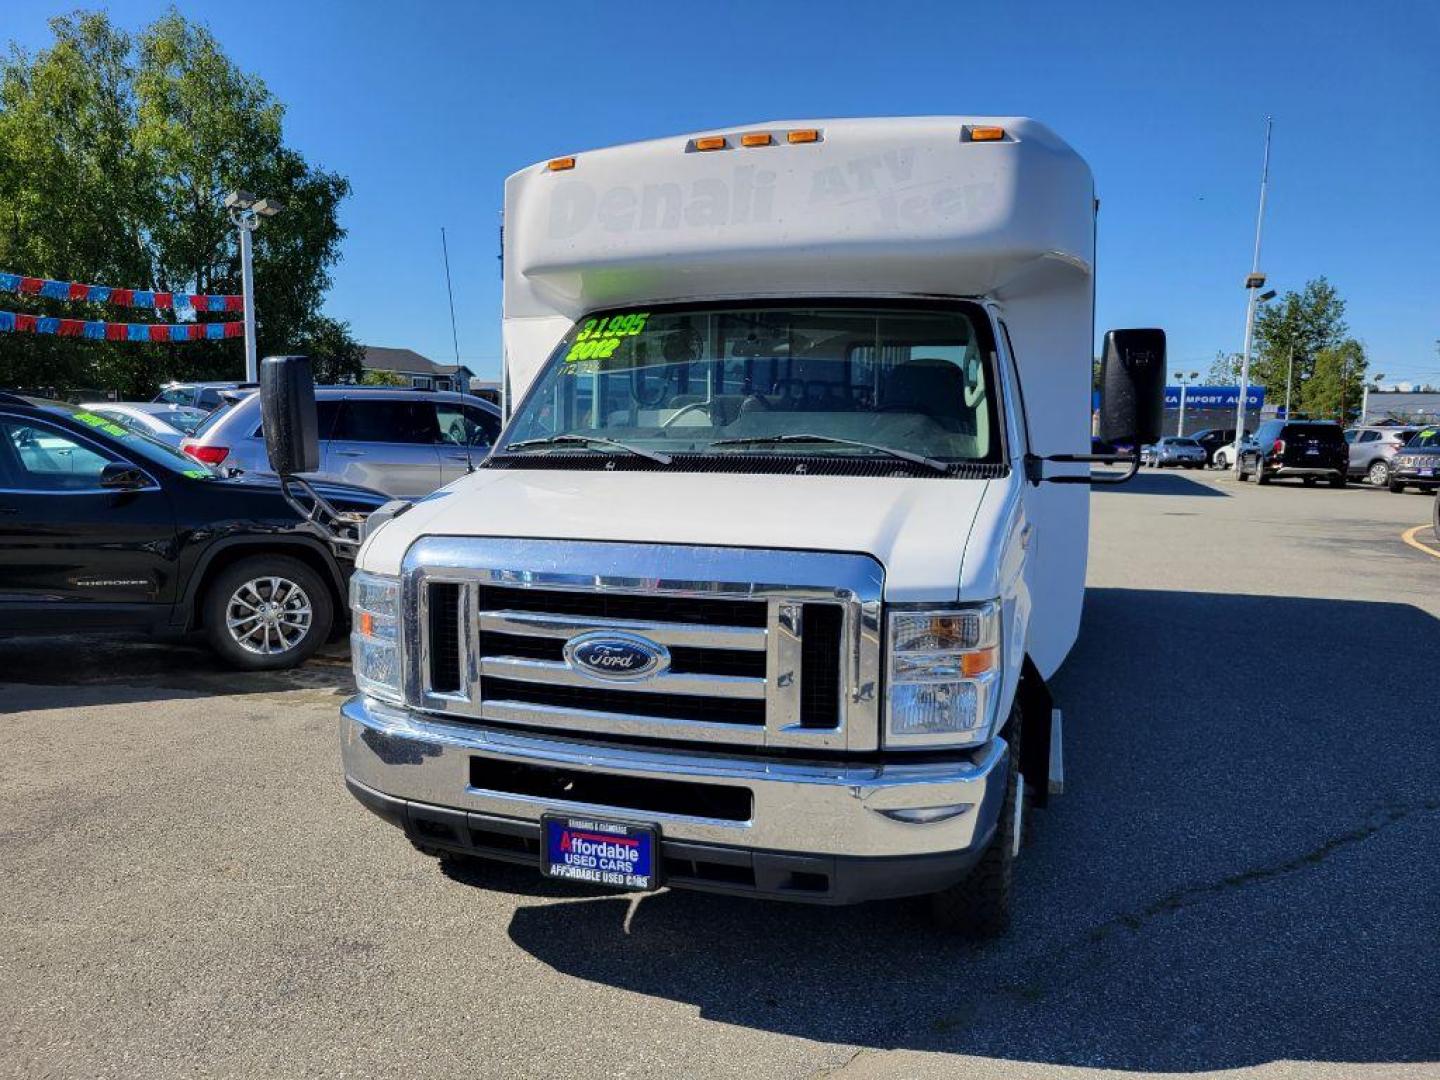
[1329,474,1346,488]
[1389,480,1406,494]
[930,712,1022,938]
[1303,476,1318,487]
[202,554,334,671]
[1256,464,1271,485]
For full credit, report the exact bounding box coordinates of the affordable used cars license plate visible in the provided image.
[542,814,659,890]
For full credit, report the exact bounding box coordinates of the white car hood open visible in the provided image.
[359,467,992,602]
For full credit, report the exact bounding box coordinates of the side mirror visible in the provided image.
[1098,329,1166,447]
[100,462,150,490]
[259,355,320,476]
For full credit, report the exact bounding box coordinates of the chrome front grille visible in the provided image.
[401,537,883,751]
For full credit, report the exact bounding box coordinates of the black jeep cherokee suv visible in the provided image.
[1238,420,1348,488]
[0,393,385,669]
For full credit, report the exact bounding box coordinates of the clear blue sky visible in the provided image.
[7,1,1439,385]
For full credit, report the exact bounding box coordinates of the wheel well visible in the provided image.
[1016,656,1054,809]
[187,542,345,633]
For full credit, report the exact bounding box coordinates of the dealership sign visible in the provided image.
[1163,385,1265,409]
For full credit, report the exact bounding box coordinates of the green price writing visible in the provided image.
[73,411,130,439]
[566,311,650,362]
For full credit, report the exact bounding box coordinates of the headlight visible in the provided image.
[886,603,1001,749]
[351,570,402,704]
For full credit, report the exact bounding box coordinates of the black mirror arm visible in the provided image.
[1024,450,1141,486]
[278,474,363,556]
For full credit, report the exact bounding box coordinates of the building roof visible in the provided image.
[1364,390,1440,423]
[361,346,471,377]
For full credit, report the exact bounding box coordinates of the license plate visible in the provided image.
[1305,447,1319,455]
[1420,468,1434,477]
[542,814,659,891]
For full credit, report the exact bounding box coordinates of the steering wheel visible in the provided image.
[660,400,715,428]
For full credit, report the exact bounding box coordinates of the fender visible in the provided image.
[176,533,349,630]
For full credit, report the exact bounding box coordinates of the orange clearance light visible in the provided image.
[694,136,727,151]
[547,156,576,171]
[787,129,820,144]
[741,132,772,147]
[961,648,998,678]
[968,126,1006,142]
[358,612,375,637]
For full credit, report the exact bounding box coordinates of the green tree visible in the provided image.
[1251,277,1349,410]
[0,10,359,396]
[1299,338,1370,422]
[360,368,407,387]
[1205,350,1242,384]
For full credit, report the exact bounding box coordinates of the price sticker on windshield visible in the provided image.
[565,311,649,362]
[72,411,130,439]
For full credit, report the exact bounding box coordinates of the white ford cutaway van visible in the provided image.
[310,117,1164,935]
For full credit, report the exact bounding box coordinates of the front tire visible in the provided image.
[202,555,333,671]
[1389,480,1407,494]
[930,711,1023,937]
[1368,460,1391,486]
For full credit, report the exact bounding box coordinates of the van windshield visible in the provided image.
[497,303,1003,470]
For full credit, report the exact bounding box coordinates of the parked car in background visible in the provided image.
[79,401,211,448]
[1143,436,1207,468]
[153,380,256,411]
[1211,432,1258,470]
[182,386,502,499]
[1344,425,1419,487]
[0,392,386,669]
[1387,428,1440,494]
[1190,427,1239,466]
[1237,420,1347,487]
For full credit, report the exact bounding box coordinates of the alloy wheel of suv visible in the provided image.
[202,554,334,671]
[227,575,313,655]
[1368,460,1390,486]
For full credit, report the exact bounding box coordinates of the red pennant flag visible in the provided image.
[111,288,133,306]
[154,292,173,309]
[147,324,167,342]
[188,294,205,308]
[223,321,244,338]
[69,283,89,301]
[224,294,244,312]
[15,313,37,332]
[105,322,127,341]
[19,278,42,295]
[57,319,84,337]
[187,324,204,341]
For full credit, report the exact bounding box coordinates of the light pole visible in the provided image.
[1284,343,1295,418]
[1174,370,1199,435]
[1233,117,1274,473]
[224,190,283,383]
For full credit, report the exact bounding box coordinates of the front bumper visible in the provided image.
[341,695,1008,904]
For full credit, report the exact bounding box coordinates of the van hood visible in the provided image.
[358,466,993,601]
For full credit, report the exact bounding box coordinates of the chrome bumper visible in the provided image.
[341,696,1007,860]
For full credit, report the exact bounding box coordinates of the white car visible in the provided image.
[1211,435,1258,470]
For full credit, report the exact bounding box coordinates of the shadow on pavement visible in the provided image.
[0,633,353,713]
[491,588,1440,1071]
[1092,469,1228,496]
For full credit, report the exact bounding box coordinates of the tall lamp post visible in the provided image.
[1233,117,1274,473]
[224,190,283,383]
[1175,370,1199,436]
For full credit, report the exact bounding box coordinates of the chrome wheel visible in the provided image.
[224,575,313,655]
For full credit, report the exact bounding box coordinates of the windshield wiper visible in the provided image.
[710,433,952,475]
[500,434,672,465]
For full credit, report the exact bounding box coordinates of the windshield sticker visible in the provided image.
[181,468,211,479]
[565,312,649,362]
[72,410,130,439]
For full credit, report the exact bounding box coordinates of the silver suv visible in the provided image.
[1344,425,1418,486]
[183,387,501,498]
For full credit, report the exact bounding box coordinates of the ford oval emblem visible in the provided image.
[563,631,670,682]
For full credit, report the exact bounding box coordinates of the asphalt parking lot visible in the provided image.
[2,472,1438,1080]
